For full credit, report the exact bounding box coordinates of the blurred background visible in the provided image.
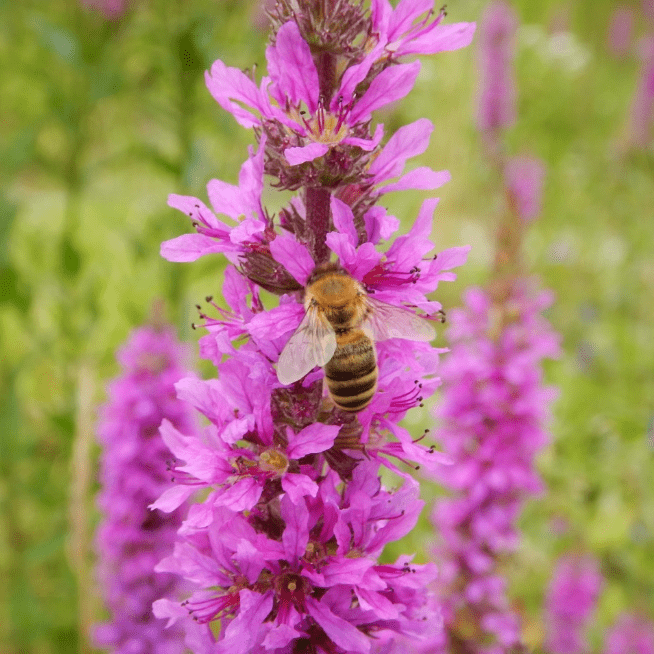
[1,0,652,652]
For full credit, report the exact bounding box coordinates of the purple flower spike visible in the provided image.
[476,1,518,135]
[95,325,197,654]
[545,553,603,654]
[504,155,546,222]
[158,1,475,651]
[430,281,560,652]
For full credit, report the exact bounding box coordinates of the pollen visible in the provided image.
[259,449,289,473]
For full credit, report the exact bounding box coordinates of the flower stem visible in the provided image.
[305,186,331,264]
[304,47,337,264]
[316,50,337,105]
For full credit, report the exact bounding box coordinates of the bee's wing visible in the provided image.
[364,297,436,342]
[276,306,337,385]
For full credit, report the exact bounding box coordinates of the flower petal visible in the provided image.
[306,597,371,654]
[330,196,358,246]
[205,60,268,129]
[284,142,329,165]
[214,590,274,654]
[160,233,233,262]
[269,232,315,285]
[369,118,434,183]
[381,167,450,194]
[287,423,341,458]
[350,61,421,124]
[267,21,319,113]
[282,473,319,503]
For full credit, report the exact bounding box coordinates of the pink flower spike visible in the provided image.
[477,1,518,134]
[504,155,546,221]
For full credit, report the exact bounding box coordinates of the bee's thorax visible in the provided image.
[305,271,367,330]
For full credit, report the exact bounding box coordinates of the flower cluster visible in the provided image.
[544,554,603,654]
[426,4,558,650]
[153,1,475,652]
[430,281,560,653]
[95,325,196,654]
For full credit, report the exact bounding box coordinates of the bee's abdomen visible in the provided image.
[324,332,377,412]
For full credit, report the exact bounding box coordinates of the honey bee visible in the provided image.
[276,263,436,412]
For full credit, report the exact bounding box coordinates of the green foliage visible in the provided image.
[1,0,652,652]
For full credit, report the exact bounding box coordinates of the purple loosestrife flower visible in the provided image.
[156,1,475,652]
[429,281,559,653]
[95,325,197,654]
[428,22,557,648]
[544,554,603,654]
[155,464,439,654]
[476,1,518,138]
[605,614,654,654]
[504,155,546,222]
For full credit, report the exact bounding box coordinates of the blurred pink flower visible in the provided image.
[504,155,546,221]
[430,281,560,652]
[607,6,635,58]
[95,325,196,654]
[81,0,128,20]
[605,613,654,654]
[545,554,603,654]
[476,1,518,135]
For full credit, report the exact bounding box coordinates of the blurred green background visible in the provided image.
[1,0,652,652]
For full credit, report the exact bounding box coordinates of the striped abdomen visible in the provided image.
[324,330,378,412]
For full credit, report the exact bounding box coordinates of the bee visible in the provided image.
[276,263,436,412]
